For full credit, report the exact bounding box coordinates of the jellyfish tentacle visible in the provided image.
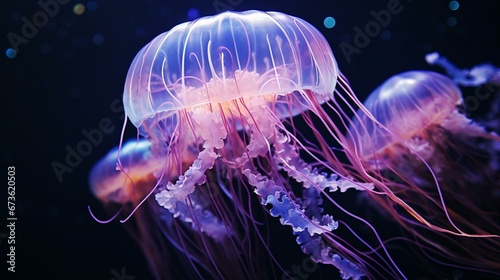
[170,199,229,242]
[276,144,371,278]
[426,52,499,86]
[236,106,368,279]
[295,188,366,280]
[295,225,365,280]
[155,107,226,211]
[154,107,231,241]
[234,102,336,233]
[242,168,336,235]
[155,147,218,210]
[274,135,374,192]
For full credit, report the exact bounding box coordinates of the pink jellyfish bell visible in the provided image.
[348,70,500,277]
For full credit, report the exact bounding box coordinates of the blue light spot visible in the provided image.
[187,8,200,21]
[6,48,17,59]
[92,34,104,45]
[381,30,392,41]
[323,16,336,29]
[86,1,97,11]
[134,28,146,38]
[449,1,459,11]
[447,16,457,27]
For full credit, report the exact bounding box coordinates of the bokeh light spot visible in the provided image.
[323,16,336,29]
[447,16,458,27]
[73,3,85,15]
[187,8,200,20]
[6,48,17,59]
[449,1,460,11]
[92,34,104,45]
[381,30,392,41]
[86,1,97,11]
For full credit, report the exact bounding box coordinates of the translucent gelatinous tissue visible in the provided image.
[123,10,338,139]
[90,10,500,280]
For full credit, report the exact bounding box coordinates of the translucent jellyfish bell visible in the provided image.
[426,52,500,132]
[348,70,500,276]
[89,139,244,279]
[123,10,338,141]
[89,139,159,204]
[426,52,500,86]
[350,70,465,162]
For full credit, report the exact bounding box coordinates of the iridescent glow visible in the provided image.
[447,16,457,27]
[324,16,336,28]
[92,34,104,45]
[5,48,17,59]
[73,3,85,15]
[449,1,460,11]
[348,70,500,276]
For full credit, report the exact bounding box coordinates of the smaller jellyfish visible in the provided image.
[89,139,278,279]
[426,52,500,87]
[427,52,500,132]
[347,70,500,276]
[89,139,164,205]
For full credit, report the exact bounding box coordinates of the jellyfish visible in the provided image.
[89,139,271,279]
[118,9,387,279]
[89,10,479,280]
[425,52,500,87]
[347,70,500,276]
[426,52,500,132]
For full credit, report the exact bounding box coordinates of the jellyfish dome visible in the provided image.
[348,70,500,276]
[350,70,468,162]
[89,139,158,203]
[123,10,338,142]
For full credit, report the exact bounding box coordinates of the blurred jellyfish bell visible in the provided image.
[90,139,162,204]
[89,139,266,279]
[349,71,490,168]
[426,52,500,87]
[348,70,500,275]
[427,52,500,132]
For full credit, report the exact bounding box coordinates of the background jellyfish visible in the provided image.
[426,52,500,87]
[89,9,419,280]
[347,70,500,277]
[89,139,275,279]
[426,52,500,132]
